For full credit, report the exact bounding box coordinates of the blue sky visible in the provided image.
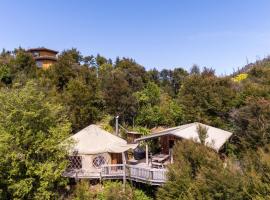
[1,0,270,74]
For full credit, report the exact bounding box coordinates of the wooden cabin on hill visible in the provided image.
[28,47,58,69]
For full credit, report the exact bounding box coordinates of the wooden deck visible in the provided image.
[63,164,167,185]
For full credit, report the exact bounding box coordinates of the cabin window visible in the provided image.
[33,52,39,57]
[93,155,107,168]
[36,61,43,68]
[68,156,82,169]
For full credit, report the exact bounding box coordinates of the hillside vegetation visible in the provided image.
[0,48,270,199]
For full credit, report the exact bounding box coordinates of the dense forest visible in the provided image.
[0,48,269,199]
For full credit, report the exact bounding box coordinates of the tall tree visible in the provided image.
[178,74,236,128]
[232,97,270,150]
[61,77,103,132]
[0,82,71,199]
[47,49,80,90]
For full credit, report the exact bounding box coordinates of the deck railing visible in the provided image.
[100,164,167,185]
[101,164,125,177]
[64,164,167,185]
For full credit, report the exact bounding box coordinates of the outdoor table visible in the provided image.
[152,154,169,163]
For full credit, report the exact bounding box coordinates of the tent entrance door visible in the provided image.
[111,153,123,164]
[110,153,123,172]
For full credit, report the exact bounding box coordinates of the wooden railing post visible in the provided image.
[146,144,149,165]
[123,164,126,192]
[150,170,153,180]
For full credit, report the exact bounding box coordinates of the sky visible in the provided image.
[1,0,270,75]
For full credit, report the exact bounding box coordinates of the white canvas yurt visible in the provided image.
[64,124,137,178]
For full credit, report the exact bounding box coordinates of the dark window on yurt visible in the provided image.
[68,156,82,169]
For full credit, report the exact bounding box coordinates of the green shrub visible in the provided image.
[72,180,94,200]
[102,181,152,200]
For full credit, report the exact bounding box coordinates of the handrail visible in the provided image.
[100,164,167,183]
[65,164,167,184]
[125,164,167,171]
[101,164,124,167]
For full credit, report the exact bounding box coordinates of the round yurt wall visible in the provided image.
[81,153,111,172]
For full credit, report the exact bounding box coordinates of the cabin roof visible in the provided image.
[135,122,233,151]
[27,47,58,54]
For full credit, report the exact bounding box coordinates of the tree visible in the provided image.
[0,81,71,199]
[159,93,183,126]
[71,180,95,200]
[70,181,152,200]
[201,67,215,77]
[47,49,80,90]
[115,58,148,92]
[157,140,247,200]
[147,68,160,85]
[135,82,161,106]
[134,82,183,128]
[240,145,270,199]
[232,97,270,150]
[0,64,12,85]
[61,48,83,63]
[100,181,152,200]
[135,83,183,128]
[101,68,136,122]
[100,58,148,124]
[171,68,188,96]
[197,124,209,145]
[11,50,37,75]
[178,75,236,128]
[61,77,103,132]
[190,64,200,75]
[96,54,108,66]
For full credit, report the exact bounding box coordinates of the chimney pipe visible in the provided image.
[115,116,119,136]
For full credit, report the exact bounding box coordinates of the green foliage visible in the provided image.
[157,140,247,200]
[61,77,103,132]
[100,67,137,123]
[158,68,189,97]
[71,180,95,200]
[136,105,163,127]
[70,181,152,200]
[178,74,236,128]
[232,97,270,150]
[196,124,209,145]
[101,181,152,200]
[135,82,183,128]
[11,50,37,76]
[0,64,12,85]
[159,94,183,126]
[135,82,161,106]
[134,126,150,136]
[99,115,114,133]
[47,50,78,90]
[240,145,270,199]
[0,81,71,199]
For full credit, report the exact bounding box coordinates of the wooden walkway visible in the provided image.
[63,164,167,185]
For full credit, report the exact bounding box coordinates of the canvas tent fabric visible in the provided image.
[69,124,137,154]
[135,122,233,151]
